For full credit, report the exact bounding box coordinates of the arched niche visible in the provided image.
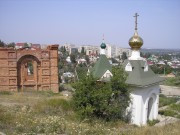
[146,93,157,121]
[17,55,41,91]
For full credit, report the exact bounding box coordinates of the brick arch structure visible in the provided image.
[0,45,59,93]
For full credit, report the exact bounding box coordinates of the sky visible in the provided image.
[0,0,180,49]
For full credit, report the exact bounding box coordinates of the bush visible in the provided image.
[72,66,130,121]
[147,119,159,126]
[159,110,177,117]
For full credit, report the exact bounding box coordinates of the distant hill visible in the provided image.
[141,48,180,55]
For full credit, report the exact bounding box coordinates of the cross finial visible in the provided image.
[103,34,105,42]
[134,13,139,30]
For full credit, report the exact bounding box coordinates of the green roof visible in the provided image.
[124,60,164,87]
[90,54,112,79]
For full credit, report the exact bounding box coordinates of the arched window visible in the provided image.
[27,61,33,75]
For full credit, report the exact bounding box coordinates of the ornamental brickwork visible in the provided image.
[0,45,59,93]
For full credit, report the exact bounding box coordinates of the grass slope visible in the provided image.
[0,91,180,135]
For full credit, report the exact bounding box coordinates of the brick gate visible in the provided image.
[0,45,59,93]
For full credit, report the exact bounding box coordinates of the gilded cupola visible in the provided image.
[129,13,143,50]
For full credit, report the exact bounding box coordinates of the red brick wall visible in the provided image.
[0,45,59,93]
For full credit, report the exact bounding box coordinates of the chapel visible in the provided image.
[124,13,164,125]
[89,13,164,126]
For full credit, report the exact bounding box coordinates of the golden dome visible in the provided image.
[129,30,143,50]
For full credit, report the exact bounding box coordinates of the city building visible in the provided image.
[31,44,41,49]
[15,43,25,49]
[78,45,99,56]
[60,43,76,54]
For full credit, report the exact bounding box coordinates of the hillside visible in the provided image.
[0,91,180,135]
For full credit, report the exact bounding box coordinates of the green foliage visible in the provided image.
[0,105,15,129]
[72,75,111,119]
[159,110,177,117]
[7,42,15,48]
[76,65,88,80]
[121,52,127,61]
[81,47,85,54]
[46,98,73,111]
[169,103,180,112]
[111,58,118,63]
[72,66,130,121]
[27,61,33,74]
[150,65,172,75]
[85,55,90,64]
[159,54,172,61]
[70,53,77,63]
[0,40,5,47]
[110,66,130,121]
[33,98,73,115]
[24,43,29,47]
[164,77,180,87]
[1,92,180,134]
[159,94,179,107]
[0,91,12,95]
[60,46,66,52]
[176,115,180,119]
[147,119,159,126]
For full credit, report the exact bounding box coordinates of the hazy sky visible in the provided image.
[0,0,180,49]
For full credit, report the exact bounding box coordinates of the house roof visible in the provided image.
[90,54,112,79]
[16,43,25,46]
[124,60,164,87]
[31,44,41,48]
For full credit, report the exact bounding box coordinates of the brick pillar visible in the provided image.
[0,48,17,91]
[49,45,59,93]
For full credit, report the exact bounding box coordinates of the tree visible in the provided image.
[7,42,15,48]
[81,47,85,54]
[150,65,172,75]
[111,58,118,63]
[0,40,5,47]
[121,52,127,61]
[76,66,88,80]
[70,53,76,64]
[24,43,29,47]
[60,46,64,52]
[110,66,130,121]
[85,55,90,65]
[72,66,130,121]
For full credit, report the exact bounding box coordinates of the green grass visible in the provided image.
[164,77,180,87]
[0,91,12,95]
[147,119,159,126]
[169,103,180,112]
[159,94,179,107]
